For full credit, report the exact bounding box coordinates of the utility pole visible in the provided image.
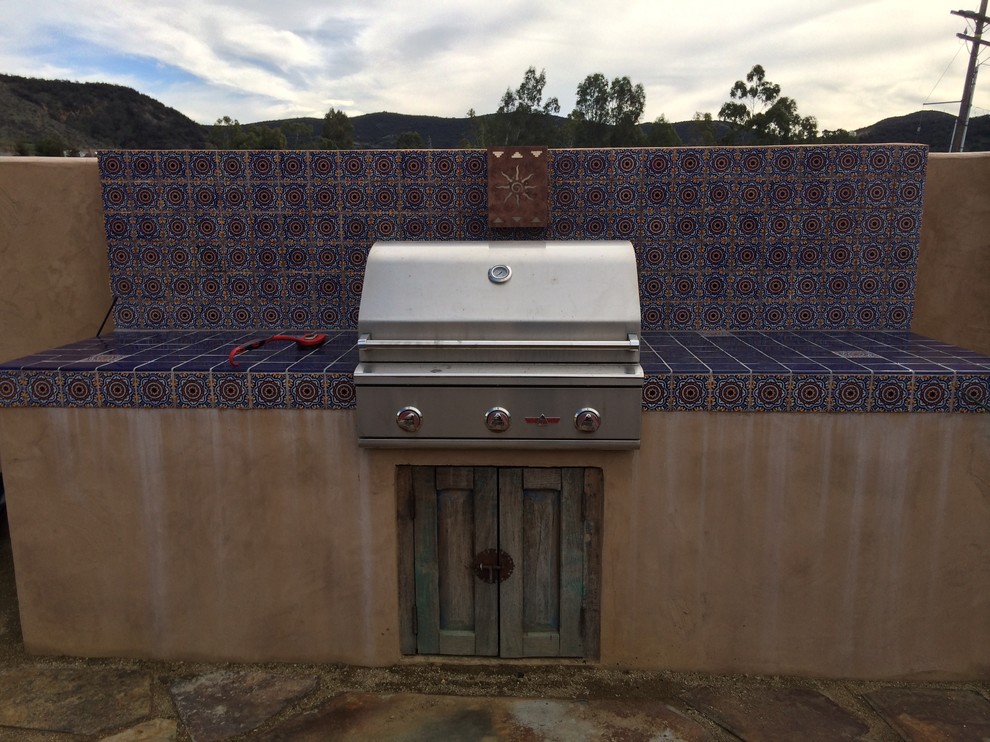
[950,0,990,152]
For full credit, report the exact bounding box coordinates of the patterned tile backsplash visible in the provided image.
[97,145,927,333]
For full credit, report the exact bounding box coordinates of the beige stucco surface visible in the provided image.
[0,158,111,364]
[2,407,988,678]
[915,152,990,355]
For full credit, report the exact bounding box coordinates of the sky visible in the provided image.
[0,0,985,131]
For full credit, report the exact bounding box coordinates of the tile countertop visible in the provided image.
[0,330,988,412]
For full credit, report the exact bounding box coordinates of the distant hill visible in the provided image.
[855,109,990,152]
[1,72,988,153]
[0,73,209,152]
[249,111,477,149]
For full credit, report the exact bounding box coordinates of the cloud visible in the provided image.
[0,0,976,128]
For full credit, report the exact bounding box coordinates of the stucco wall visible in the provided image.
[0,158,111,365]
[2,407,988,678]
[915,152,990,355]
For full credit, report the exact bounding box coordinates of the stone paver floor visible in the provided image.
[1,522,988,741]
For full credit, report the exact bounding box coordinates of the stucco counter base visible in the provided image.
[1,406,988,679]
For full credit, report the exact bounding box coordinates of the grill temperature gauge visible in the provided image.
[487,264,512,284]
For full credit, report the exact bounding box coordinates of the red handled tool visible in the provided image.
[228,333,328,367]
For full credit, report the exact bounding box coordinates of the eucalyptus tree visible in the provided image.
[569,73,646,146]
[491,67,562,146]
[320,107,354,149]
[718,64,818,144]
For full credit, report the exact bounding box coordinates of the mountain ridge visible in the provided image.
[1,73,986,153]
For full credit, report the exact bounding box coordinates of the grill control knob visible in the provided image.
[396,406,422,433]
[485,407,511,433]
[574,407,601,433]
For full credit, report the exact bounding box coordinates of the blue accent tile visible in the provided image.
[250,372,288,408]
[136,373,173,407]
[913,376,954,412]
[288,373,327,408]
[63,372,99,407]
[872,374,913,411]
[99,372,135,407]
[833,375,872,412]
[213,372,249,409]
[751,375,790,411]
[792,376,830,411]
[641,375,670,410]
[712,374,750,410]
[671,374,710,410]
[0,371,24,406]
[174,372,213,407]
[957,376,990,412]
[328,374,356,408]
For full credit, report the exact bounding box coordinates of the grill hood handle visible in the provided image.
[357,333,640,352]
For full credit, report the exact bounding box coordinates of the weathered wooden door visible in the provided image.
[397,466,602,659]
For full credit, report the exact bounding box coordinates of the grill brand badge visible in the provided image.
[524,414,560,426]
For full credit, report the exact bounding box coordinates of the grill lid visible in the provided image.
[357,240,641,343]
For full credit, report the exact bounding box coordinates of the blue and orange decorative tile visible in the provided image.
[956,376,990,412]
[135,371,175,407]
[309,151,338,179]
[288,373,327,408]
[885,303,912,330]
[99,372,136,408]
[0,371,24,407]
[641,375,670,411]
[213,372,248,409]
[671,374,710,411]
[126,151,158,181]
[248,151,279,181]
[644,149,674,179]
[279,151,307,181]
[21,371,60,407]
[913,375,954,412]
[461,150,487,179]
[399,151,429,180]
[706,148,738,179]
[832,374,872,412]
[871,374,913,412]
[896,147,927,173]
[249,372,288,408]
[769,148,800,178]
[792,375,830,412]
[751,374,790,411]
[174,372,213,408]
[63,372,100,407]
[712,374,750,411]
[428,150,459,180]
[98,151,128,180]
[189,151,220,180]
[328,374,356,408]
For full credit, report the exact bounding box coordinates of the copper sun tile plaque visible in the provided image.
[487,147,548,228]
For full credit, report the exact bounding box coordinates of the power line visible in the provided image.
[923,36,967,106]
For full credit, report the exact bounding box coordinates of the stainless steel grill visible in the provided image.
[355,240,644,448]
